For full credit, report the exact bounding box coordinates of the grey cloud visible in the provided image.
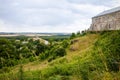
[0,0,78,26]
[0,0,119,32]
[67,0,113,6]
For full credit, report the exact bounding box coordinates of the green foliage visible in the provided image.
[0,37,36,68]
[40,35,70,42]
[0,67,10,73]
[39,52,47,60]
[18,65,24,80]
[77,31,80,35]
[29,56,36,62]
[62,40,70,48]
[37,64,73,79]
[70,33,76,39]
[47,47,66,62]
[55,47,66,57]
[0,31,120,80]
[36,42,49,56]
[49,57,68,66]
[81,30,87,36]
[38,39,68,61]
[94,30,120,72]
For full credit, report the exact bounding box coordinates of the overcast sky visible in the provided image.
[0,0,120,33]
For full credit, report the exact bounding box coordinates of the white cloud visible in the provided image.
[71,3,110,16]
[0,20,15,32]
[112,0,120,7]
[0,0,119,32]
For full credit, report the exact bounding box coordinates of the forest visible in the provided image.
[0,35,70,70]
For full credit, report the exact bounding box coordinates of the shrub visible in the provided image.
[36,43,49,56]
[54,47,66,57]
[29,56,36,62]
[39,50,50,61]
[94,30,120,72]
[39,53,46,61]
[48,56,56,62]
[70,33,76,39]
[0,67,10,73]
[62,40,69,48]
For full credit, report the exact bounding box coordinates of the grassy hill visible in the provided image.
[0,31,120,80]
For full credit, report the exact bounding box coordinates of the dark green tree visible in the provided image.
[36,43,48,56]
[70,33,76,39]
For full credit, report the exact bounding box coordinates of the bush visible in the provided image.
[39,51,50,61]
[48,56,56,62]
[94,30,120,72]
[62,40,69,48]
[0,67,10,73]
[47,46,67,62]
[29,56,36,62]
[39,53,46,61]
[36,43,49,56]
[54,47,66,57]
[70,33,76,39]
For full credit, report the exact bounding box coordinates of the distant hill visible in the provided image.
[0,32,71,37]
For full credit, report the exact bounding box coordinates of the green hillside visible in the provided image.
[0,31,120,80]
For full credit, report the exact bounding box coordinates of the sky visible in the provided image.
[0,0,120,33]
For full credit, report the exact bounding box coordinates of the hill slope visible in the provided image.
[0,31,120,80]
